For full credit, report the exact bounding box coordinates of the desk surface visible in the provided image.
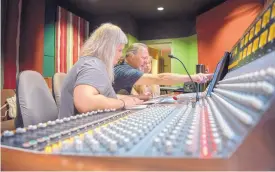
[1,147,230,171]
[160,87,181,91]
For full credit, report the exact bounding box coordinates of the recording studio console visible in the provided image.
[2,66,275,154]
[1,1,275,170]
[1,63,275,170]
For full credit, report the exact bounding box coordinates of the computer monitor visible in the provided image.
[206,52,230,96]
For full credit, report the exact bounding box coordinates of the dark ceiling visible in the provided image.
[66,0,226,20]
[57,0,227,40]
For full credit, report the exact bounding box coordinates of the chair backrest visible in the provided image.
[15,70,58,128]
[52,72,66,109]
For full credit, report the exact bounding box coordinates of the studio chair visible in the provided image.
[52,72,66,109]
[15,70,58,128]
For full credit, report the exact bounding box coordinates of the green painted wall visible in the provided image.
[123,34,138,56]
[141,34,198,75]
[43,0,56,77]
[171,35,198,75]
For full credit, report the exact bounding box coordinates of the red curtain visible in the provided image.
[3,0,22,89]
[19,0,45,74]
[2,0,45,89]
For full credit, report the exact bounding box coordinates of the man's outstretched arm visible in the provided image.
[134,73,213,86]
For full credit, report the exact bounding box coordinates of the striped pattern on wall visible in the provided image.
[55,7,90,73]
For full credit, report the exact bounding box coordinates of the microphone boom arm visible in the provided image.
[169,55,199,103]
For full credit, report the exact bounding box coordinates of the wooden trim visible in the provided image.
[44,77,52,89]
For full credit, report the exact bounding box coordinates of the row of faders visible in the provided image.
[43,105,177,155]
[38,66,275,157]
[1,109,132,150]
[1,68,275,158]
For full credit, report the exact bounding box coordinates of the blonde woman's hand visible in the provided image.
[120,96,144,108]
[144,91,152,96]
[191,73,213,83]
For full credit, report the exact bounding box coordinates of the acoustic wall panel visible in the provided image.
[43,0,56,77]
[55,6,90,73]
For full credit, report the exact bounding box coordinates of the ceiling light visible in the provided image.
[157,7,164,11]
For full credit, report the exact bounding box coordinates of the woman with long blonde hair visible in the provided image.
[132,56,160,97]
[59,23,143,118]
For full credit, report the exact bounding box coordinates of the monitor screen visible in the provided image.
[206,52,230,96]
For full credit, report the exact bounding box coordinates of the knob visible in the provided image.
[22,142,32,148]
[211,127,218,132]
[47,121,56,126]
[164,140,173,154]
[137,129,144,138]
[185,139,193,154]
[168,135,177,142]
[130,132,139,143]
[122,137,131,149]
[108,140,118,152]
[27,125,37,130]
[38,123,46,128]
[71,116,77,120]
[16,128,26,134]
[88,111,94,116]
[52,143,61,153]
[74,138,84,152]
[37,136,49,143]
[162,128,169,134]
[63,117,70,122]
[212,132,220,138]
[171,130,179,137]
[49,133,60,140]
[89,140,100,152]
[158,133,165,140]
[187,134,193,140]
[104,109,111,112]
[3,130,14,137]
[28,140,38,147]
[55,119,64,124]
[214,138,222,153]
[61,140,71,152]
[153,137,161,148]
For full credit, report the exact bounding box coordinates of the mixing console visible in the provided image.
[1,1,275,170]
[2,54,275,171]
[2,65,275,160]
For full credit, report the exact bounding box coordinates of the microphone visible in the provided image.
[168,54,199,104]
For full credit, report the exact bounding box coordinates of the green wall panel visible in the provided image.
[141,35,198,87]
[44,24,55,57]
[43,0,56,77]
[171,35,198,75]
[123,34,138,56]
[171,39,188,75]
[187,35,198,75]
[43,55,55,77]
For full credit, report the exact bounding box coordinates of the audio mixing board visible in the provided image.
[2,65,275,157]
[1,1,275,171]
